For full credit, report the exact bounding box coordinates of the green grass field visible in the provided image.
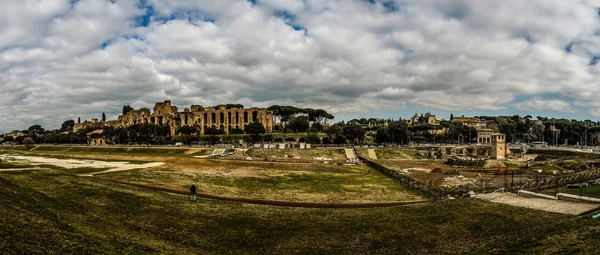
[0,145,31,151]
[544,185,600,199]
[531,163,563,174]
[0,162,31,169]
[101,162,423,203]
[2,147,600,254]
[2,168,599,254]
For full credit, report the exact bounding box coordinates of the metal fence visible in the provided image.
[519,169,600,191]
[359,157,445,199]
[360,157,503,200]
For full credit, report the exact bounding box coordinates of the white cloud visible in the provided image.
[590,108,600,116]
[0,0,71,49]
[2,0,600,132]
[515,97,575,112]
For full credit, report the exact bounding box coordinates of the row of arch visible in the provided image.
[478,137,491,144]
[125,112,260,126]
[127,111,261,126]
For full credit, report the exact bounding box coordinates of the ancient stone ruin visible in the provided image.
[74,100,274,135]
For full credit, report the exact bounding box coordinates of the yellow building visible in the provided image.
[490,134,507,159]
[477,129,495,144]
[452,116,486,130]
[87,130,107,145]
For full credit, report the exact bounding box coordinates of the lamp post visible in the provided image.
[469,126,472,145]
[433,124,436,145]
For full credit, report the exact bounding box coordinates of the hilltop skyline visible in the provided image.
[4,102,599,134]
[2,0,600,133]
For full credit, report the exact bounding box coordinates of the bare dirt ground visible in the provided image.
[378,159,542,189]
[157,159,302,178]
[183,148,209,155]
[0,154,164,174]
[475,192,600,215]
[247,148,347,161]
[377,160,450,171]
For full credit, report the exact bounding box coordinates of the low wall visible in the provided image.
[517,190,557,200]
[517,190,600,203]
[557,193,600,203]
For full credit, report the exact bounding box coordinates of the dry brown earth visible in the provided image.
[475,192,600,215]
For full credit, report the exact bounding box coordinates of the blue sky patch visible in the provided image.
[382,1,398,12]
[565,42,574,53]
[101,40,110,49]
[364,0,397,11]
[274,10,307,34]
[136,0,154,27]
[125,35,144,41]
[446,11,466,20]
[149,11,215,25]
[589,55,600,66]
[513,31,535,44]
[523,35,535,43]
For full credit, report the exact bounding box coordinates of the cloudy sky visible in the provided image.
[2,0,600,132]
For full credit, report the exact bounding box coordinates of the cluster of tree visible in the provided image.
[97,124,172,145]
[1,121,90,145]
[475,115,600,146]
[369,115,600,146]
[323,123,366,144]
[207,104,245,109]
[100,124,255,145]
[60,120,75,132]
[348,118,393,126]
[8,114,600,146]
[225,104,244,109]
[1,120,273,146]
[122,105,134,115]
[267,105,334,132]
[373,122,476,145]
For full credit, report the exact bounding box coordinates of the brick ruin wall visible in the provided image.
[74,100,274,135]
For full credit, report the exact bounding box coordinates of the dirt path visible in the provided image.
[79,162,165,177]
[193,149,225,158]
[1,154,164,176]
[367,149,378,160]
[475,192,600,215]
[184,148,204,155]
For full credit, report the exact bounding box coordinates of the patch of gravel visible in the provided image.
[475,192,600,215]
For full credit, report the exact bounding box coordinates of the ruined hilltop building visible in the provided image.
[452,116,487,129]
[407,112,441,125]
[74,100,274,135]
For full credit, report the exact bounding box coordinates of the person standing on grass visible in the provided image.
[190,183,197,201]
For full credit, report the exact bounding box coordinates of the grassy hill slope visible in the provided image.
[1,167,599,254]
